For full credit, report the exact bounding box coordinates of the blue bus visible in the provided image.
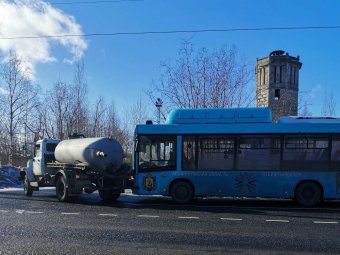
[133,107,340,206]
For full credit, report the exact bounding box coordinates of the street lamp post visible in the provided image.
[155,98,163,124]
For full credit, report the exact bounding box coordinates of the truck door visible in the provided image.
[33,142,45,176]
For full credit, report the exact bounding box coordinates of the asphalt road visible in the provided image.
[0,189,340,254]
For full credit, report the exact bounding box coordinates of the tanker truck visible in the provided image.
[22,136,130,202]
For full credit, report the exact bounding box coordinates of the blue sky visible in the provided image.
[2,0,340,119]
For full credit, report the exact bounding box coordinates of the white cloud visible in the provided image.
[0,0,87,79]
[308,84,322,99]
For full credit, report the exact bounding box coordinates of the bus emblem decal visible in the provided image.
[235,172,256,192]
[143,175,156,191]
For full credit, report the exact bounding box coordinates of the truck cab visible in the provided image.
[24,139,60,192]
[32,139,60,176]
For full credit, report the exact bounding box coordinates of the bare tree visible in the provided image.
[38,100,55,139]
[91,95,107,137]
[45,81,73,139]
[0,53,38,164]
[129,95,150,126]
[299,101,312,116]
[298,91,312,116]
[322,91,336,116]
[73,60,88,135]
[120,95,151,153]
[104,101,120,137]
[147,42,254,118]
[105,101,130,152]
[42,61,89,139]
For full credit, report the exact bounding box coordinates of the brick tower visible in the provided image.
[256,50,302,121]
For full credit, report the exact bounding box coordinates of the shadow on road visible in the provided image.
[1,188,340,221]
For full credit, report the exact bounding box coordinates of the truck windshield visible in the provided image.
[35,144,42,157]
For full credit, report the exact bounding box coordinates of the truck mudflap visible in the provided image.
[123,175,134,190]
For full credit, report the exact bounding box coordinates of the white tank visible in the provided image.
[54,137,124,171]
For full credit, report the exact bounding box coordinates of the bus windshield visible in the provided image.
[138,135,176,172]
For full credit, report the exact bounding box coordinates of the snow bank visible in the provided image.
[0,166,23,189]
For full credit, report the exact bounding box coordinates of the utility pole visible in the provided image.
[155,98,163,124]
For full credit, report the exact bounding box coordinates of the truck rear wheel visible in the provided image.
[24,176,33,196]
[99,190,120,202]
[56,175,70,202]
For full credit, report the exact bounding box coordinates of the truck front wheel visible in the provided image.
[56,176,70,202]
[24,176,33,196]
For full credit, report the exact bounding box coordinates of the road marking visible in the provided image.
[61,212,80,215]
[266,219,289,223]
[313,221,338,224]
[221,218,243,221]
[137,215,160,218]
[26,211,44,214]
[178,216,199,219]
[99,214,118,217]
[0,210,9,213]
[121,202,340,212]
[15,210,25,214]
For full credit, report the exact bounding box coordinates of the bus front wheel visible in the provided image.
[171,181,194,204]
[295,182,322,207]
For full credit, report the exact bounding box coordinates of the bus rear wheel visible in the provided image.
[171,181,194,204]
[295,182,322,207]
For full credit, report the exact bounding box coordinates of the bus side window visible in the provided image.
[331,136,340,170]
[237,136,281,171]
[182,136,196,170]
[332,137,340,159]
[283,135,329,171]
[198,136,235,171]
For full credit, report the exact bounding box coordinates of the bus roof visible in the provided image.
[136,122,340,135]
[137,108,340,135]
[278,116,340,123]
[166,107,272,124]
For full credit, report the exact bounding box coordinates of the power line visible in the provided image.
[49,0,143,5]
[0,25,340,40]
[0,0,143,6]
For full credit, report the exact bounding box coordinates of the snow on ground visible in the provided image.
[0,187,55,192]
[0,166,23,189]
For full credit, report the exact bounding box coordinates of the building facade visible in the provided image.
[256,50,302,121]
